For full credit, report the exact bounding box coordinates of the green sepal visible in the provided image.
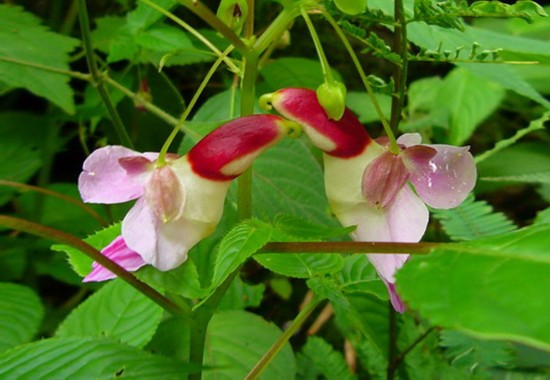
[333,0,368,16]
[316,81,348,121]
[216,0,248,35]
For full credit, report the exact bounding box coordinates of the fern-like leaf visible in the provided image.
[297,336,356,380]
[432,195,516,241]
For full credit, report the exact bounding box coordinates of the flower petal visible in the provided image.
[122,197,208,271]
[79,146,151,203]
[384,280,405,313]
[397,133,422,147]
[362,152,409,208]
[405,144,476,209]
[83,235,146,282]
[145,166,186,223]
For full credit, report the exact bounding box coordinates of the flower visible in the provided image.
[79,114,292,281]
[266,87,476,312]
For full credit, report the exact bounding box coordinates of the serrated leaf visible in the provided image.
[218,276,265,310]
[397,224,550,352]
[255,253,344,278]
[209,220,272,291]
[51,223,121,278]
[298,336,356,380]
[56,279,163,348]
[432,195,517,241]
[127,0,178,32]
[204,310,296,379]
[336,255,387,299]
[0,337,186,379]
[0,283,43,353]
[0,5,78,113]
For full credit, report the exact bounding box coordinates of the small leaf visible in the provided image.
[0,283,43,353]
[218,277,265,310]
[56,279,163,348]
[337,255,387,299]
[298,336,356,380]
[0,337,187,379]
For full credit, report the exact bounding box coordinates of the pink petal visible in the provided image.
[384,280,406,313]
[83,235,146,282]
[122,198,202,271]
[78,146,151,203]
[405,144,477,209]
[397,133,422,147]
[144,166,186,223]
[362,152,409,208]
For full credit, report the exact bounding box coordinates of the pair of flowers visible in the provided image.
[79,88,476,312]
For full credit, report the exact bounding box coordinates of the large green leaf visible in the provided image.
[0,5,78,113]
[397,224,550,351]
[345,91,392,124]
[0,337,186,379]
[0,283,43,353]
[56,279,163,348]
[260,57,341,90]
[255,252,344,278]
[204,310,296,379]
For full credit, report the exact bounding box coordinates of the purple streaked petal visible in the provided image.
[122,198,200,271]
[406,144,476,209]
[362,152,409,208]
[78,146,150,204]
[144,166,186,223]
[384,280,405,313]
[397,133,422,147]
[83,235,146,282]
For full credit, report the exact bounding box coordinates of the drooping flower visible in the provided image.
[265,88,476,312]
[79,114,292,281]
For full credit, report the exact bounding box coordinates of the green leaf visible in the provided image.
[204,310,296,379]
[397,224,550,352]
[432,68,505,145]
[255,253,344,278]
[432,195,517,241]
[0,337,187,379]
[209,220,272,291]
[260,57,341,90]
[0,5,78,113]
[126,0,178,32]
[336,255,388,299]
[218,277,265,310]
[298,336,356,380]
[481,171,550,184]
[346,91,392,124]
[56,279,163,348]
[273,214,354,241]
[51,223,121,278]
[0,283,43,353]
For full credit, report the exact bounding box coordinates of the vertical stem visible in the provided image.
[387,305,398,380]
[78,0,134,149]
[245,0,255,39]
[389,0,408,132]
[301,9,333,83]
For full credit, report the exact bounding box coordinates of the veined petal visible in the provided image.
[145,166,186,223]
[79,146,151,203]
[83,235,146,282]
[405,144,476,209]
[362,152,409,208]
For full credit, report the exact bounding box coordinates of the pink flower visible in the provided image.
[79,115,292,281]
[266,88,476,312]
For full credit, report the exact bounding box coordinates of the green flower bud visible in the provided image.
[216,0,248,35]
[333,0,367,16]
[316,81,347,121]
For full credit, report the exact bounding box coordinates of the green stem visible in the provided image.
[387,306,398,380]
[254,5,300,55]
[157,45,235,165]
[78,0,134,148]
[177,0,246,52]
[0,56,90,80]
[245,297,322,379]
[0,215,187,318]
[301,8,333,83]
[244,0,255,39]
[259,241,437,254]
[389,0,408,136]
[0,180,107,227]
[321,10,399,154]
[392,327,437,371]
[140,0,241,74]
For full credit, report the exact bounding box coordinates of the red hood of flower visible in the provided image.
[271,88,372,158]
[187,114,286,180]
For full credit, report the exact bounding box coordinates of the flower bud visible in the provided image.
[316,81,347,121]
[333,0,368,15]
[216,0,248,35]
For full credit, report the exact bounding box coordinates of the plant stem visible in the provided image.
[245,296,322,379]
[0,215,187,318]
[177,0,246,52]
[244,0,255,39]
[0,180,107,227]
[301,8,333,83]
[387,306,398,380]
[392,327,437,370]
[0,56,90,80]
[253,5,300,54]
[321,10,399,154]
[259,241,437,254]
[77,0,134,148]
[389,0,408,134]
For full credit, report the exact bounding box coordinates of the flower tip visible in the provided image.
[259,93,274,111]
[278,119,303,139]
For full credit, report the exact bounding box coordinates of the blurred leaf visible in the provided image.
[269,277,293,300]
[468,1,547,23]
[432,68,505,145]
[126,0,177,32]
[432,195,517,241]
[204,310,296,379]
[56,279,163,348]
[218,276,265,310]
[297,336,356,380]
[0,337,187,379]
[0,237,27,281]
[397,224,550,352]
[272,214,354,241]
[260,57,341,90]
[346,91,392,124]
[481,171,550,184]
[336,255,387,299]
[51,223,121,279]
[0,283,43,353]
[535,208,550,225]
[0,5,78,113]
